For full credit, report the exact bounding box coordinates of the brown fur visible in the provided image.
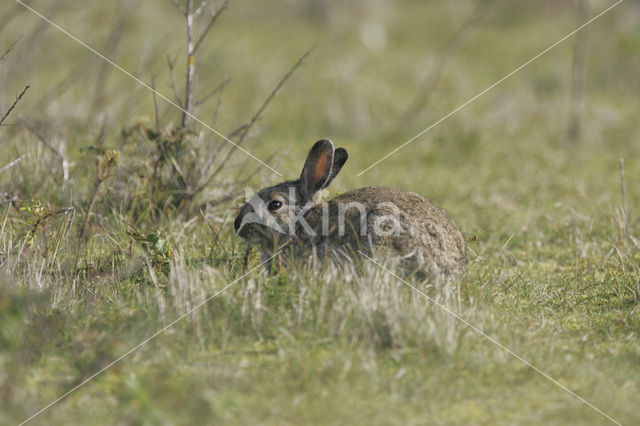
[234,140,466,281]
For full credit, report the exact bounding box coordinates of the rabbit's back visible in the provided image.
[304,186,466,279]
[234,141,465,281]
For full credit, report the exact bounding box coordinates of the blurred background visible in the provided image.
[1,0,640,424]
[1,0,639,234]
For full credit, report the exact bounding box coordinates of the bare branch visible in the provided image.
[193,0,229,54]
[34,2,131,111]
[34,57,92,110]
[195,76,229,107]
[19,206,75,245]
[171,0,187,15]
[200,208,230,258]
[91,0,133,116]
[194,48,313,194]
[13,0,65,69]
[211,76,228,126]
[179,0,230,127]
[80,180,102,239]
[193,0,207,17]
[21,118,69,182]
[167,151,189,190]
[0,85,29,127]
[80,127,114,238]
[151,74,161,133]
[197,77,229,180]
[0,3,28,37]
[167,54,184,105]
[182,0,196,127]
[226,123,248,139]
[237,47,314,146]
[0,36,21,65]
[402,3,484,123]
[0,155,25,175]
[238,145,283,185]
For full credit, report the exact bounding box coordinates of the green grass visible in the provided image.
[1,0,640,424]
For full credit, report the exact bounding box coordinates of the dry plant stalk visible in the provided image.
[402,3,484,124]
[16,205,75,260]
[194,47,314,194]
[21,118,69,182]
[172,0,230,127]
[80,180,104,239]
[80,143,119,239]
[0,85,29,127]
[11,0,65,70]
[0,155,25,175]
[0,36,21,65]
[90,0,134,116]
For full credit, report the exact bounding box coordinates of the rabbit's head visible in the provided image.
[234,139,348,246]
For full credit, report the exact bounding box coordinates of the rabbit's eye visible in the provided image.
[268,200,283,211]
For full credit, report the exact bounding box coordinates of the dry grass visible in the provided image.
[1,0,640,424]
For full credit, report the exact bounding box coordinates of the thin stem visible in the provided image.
[195,48,313,193]
[0,85,29,127]
[182,0,195,127]
[0,36,21,64]
[21,118,69,183]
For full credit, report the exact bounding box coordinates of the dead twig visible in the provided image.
[210,76,228,126]
[166,151,190,191]
[200,208,229,258]
[0,4,28,39]
[170,0,187,14]
[12,0,65,72]
[238,146,283,185]
[0,85,29,127]
[35,9,145,112]
[237,47,314,147]
[35,57,93,110]
[21,118,69,182]
[182,0,196,127]
[90,0,133,116]
[192,0,229,54]
[179,0,230,127]
[80,180,102,239]
[167,54,184,106]
[80,136,118,239]
[151,74,161,134]
[402,3,484,124]
[0,155,25,175]
[195,76,229,107]
[0,36,21,65]
[195,48,313,194]
[17,206,75,249]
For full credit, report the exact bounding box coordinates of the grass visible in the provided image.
[1,0,640,424]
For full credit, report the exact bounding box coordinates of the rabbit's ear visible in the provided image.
[300,139,334,200]
[324,147,348,188]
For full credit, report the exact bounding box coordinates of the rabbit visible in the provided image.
[234,139,466,281]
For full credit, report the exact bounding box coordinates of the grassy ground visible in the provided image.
[1,0,640,424]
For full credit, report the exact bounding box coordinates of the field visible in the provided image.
[1,0,640,424]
